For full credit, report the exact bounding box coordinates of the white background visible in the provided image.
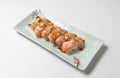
[0,0,120,78]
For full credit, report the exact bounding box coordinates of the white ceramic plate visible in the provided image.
[14,11,103,71]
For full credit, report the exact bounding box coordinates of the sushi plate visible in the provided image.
[14,10,104,71]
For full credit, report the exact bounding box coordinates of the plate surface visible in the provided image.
[14,12,103,71]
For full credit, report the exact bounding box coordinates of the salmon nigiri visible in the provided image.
[48,27,61,43]
[61,37,85,53]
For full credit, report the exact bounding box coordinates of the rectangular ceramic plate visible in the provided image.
[14,11,103,71]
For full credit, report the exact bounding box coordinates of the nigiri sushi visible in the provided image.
[61,37,85,53]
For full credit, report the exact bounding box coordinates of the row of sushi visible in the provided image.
[28,16,85,53]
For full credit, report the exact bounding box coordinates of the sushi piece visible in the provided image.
[48,27,61,43]
[61,37,85,53]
